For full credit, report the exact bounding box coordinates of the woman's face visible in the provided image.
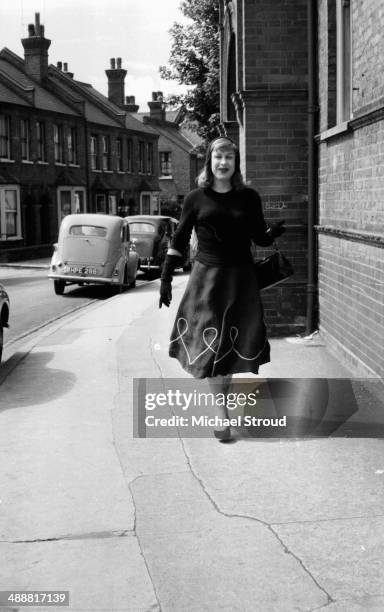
[210,145,236,183]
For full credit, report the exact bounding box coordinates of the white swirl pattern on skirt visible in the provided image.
[169,317,267,366]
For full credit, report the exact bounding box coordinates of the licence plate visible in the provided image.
[66,265,98,275]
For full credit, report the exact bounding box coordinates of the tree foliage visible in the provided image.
[159,0,220,144]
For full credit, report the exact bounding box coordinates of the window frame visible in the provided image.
[90,135,99,170]
[20,118,31,162]
[53,124,65,164]
[67,126,78,165]
[0,114,11,160]
[0,185,22,241]
[102,135,111,171]
[36,120,46,163]
[159,151,173,178]
[336,0,352,124]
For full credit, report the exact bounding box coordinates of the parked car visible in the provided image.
[49,214,139,295]
[127,215,191,277]
[0,283,10,363]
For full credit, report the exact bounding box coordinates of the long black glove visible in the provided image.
[159,254,181,308]
[268,219,286,239]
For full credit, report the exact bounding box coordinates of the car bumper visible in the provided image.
[48,273,120,285]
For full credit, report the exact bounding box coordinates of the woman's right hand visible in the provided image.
[159,280,172,308]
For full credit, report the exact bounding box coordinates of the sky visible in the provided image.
[0,0,189,109]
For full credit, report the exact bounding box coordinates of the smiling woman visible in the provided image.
[158,136,287,441]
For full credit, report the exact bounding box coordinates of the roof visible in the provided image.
[0,48,78,115]
[0,47,158,138]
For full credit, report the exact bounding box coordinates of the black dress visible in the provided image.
[169,186,274,379]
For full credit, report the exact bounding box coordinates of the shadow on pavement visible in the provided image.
[0,351,76,411]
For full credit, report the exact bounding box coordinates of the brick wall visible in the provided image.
[237,0,309,334]
[317,0,384,377]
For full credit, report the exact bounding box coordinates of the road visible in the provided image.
[0,266,150,348]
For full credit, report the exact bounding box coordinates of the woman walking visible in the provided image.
[159,136,285,441]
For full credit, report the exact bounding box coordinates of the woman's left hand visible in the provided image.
[269,220,286,239]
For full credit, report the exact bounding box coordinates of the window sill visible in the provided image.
[69,164,80,168]
[0,235,23,241]
[0,158,15,163]
[117,171,125,174]
[55,162,66,166]
[91,169,102,173]
[37,161,49,165]
[22,160,34,164]
[316,121,350,142]
[103,170,113,173]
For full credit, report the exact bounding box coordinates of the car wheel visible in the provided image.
[0,325,3,363]
[54,280,65,295]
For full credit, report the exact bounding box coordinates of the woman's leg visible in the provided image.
[207,374,233,440]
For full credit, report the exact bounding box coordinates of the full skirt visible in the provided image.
[169,260,270,378]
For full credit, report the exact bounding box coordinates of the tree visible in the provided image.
[159,0,220,144]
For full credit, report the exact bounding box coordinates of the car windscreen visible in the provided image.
[128,222,156,234]
[69,225,107,237]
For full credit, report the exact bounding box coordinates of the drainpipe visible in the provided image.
[306,0,319,334]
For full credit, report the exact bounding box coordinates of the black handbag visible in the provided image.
[255,245,294,290]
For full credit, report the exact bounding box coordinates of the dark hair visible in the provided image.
[196,137,246,190]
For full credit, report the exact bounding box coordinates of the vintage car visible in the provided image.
[49,214,139,295]
[127,215,191,277]
[0,283,10,363]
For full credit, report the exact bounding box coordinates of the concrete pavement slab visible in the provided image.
[182,438,384,523]
[275,516,384,601]
[0,537,158,611]
[131,471,328,612]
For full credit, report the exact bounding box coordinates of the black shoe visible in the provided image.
[213,427,232,443]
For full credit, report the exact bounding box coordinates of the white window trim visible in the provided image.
[57,186,87,227]
[0,185,22,241]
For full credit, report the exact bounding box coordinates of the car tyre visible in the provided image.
[54,280,65,295]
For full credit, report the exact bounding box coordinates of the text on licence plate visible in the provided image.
[67,266,98,275]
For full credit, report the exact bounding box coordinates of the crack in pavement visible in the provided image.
[1,529,133,543]
[147,346,335,607]
[112,353,163,612]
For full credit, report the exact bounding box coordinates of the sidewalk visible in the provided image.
[0,274,383,611]
[0,257,51,270]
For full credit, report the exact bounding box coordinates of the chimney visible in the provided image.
[148,91,165,122]
[21,13,51,82]
[105,57,127,108]
[124,95,139,113]
[63,62,74,78]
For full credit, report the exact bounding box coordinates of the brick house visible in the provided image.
[219,0,384,377]
[133,93,203,217]
[0,14,159,261]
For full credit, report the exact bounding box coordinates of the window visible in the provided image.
[53,124,65,163]
[160,152,172,177]
[69,225,107,237]
[141,193,151,214]
[139,141,145,173]
[20,119,31,161]
[67,127,78,165]
[146,142,154,174]
[116,138,123,171]
[96,194,107,213]
[127,139,133,172]
[102,136,110,170]
[57,187,86,222]
[0,186,21,240]
[90,135,99,170]
[336,0,352,123]
[0,115,11,159]
[108,194,117,215]
[36,121,46,162]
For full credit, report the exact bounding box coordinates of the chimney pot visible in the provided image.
[110,58,116,69]
[40,25,45,37]
[28,24,35,36]
[157,91,163,100]
[57,61,62,70]
[35,12,41,35]
[152,91,157,101]
[117,57,122,69]
[64,62,68,71]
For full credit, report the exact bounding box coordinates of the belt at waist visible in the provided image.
[195,249,253,267]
